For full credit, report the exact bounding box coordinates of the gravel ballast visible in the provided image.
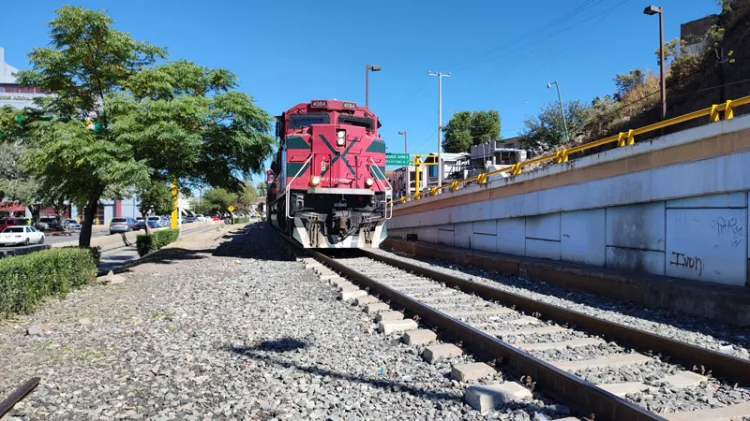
[1,223,542,421]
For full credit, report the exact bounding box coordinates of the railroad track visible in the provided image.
[295,247,750,421]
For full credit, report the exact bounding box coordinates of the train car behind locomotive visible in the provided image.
[267,100,391,248]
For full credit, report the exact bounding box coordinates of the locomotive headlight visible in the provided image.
[310,175,321,187]
[336,130,346,146]
[365,177,374,187]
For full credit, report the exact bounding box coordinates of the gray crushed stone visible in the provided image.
[0,224,565,421]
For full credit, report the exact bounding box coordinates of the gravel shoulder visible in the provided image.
[371,247,750,359]
[0,223,492,420]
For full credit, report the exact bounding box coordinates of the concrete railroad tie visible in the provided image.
[464,382,532,415]
[450,362,496,382]
[375,311,404,322]
[402,329,437,345]
[422,344,463,363]
[378,319,418,335]
[364,303,390,314]
[339,289,367,302]
[354,295,380,306]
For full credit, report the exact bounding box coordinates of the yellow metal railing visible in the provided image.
[389,95,750,207]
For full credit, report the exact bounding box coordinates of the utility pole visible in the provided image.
[429,71,450,188]
[547,81,569,142]
[365,64,381,109]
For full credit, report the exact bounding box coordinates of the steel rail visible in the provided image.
[308,249,665,421]
[0,377,40,418]
[364,250,750,386]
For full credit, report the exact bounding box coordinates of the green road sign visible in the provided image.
[386,153,410,166]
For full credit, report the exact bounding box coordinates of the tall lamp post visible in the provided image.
[547,81,570,143]
[644,5,666,120]
[365,64,381,109]
[398,130,407,153]
[429,71,451,188]
[398,130,409,198]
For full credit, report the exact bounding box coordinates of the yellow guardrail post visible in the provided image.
[477,174,488,184]
[626,129,635,146]
[414,155,422,200]
[725,100,734,120]
[510,163,522,176]
[710,104,721,122]
[451,181,460,191]
[430,187,439,196]
[554,149,569,163]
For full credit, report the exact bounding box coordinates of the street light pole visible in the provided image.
[644,5,666,120]
[547,81,569,143]
[398,130,408,153]
[365,64,381,109]
[429,71,450,188]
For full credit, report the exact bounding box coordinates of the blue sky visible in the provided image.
[1,0,719,177]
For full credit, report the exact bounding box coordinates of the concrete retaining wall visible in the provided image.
[388,115,750,287]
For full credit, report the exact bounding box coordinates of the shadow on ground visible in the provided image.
[226,340,463,404]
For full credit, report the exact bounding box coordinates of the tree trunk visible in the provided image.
[79,192,102,247]
[141,210,151,235]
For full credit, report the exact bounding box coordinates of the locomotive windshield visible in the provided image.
[288,113,330,128]
[337,115,375,130]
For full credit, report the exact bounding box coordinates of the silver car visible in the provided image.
[109,217,135,234]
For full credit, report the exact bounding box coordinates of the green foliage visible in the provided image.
[0,247,97,316]
[519,101,589,151]
[6,6,275,249]
[137,182,172,216]
[233,182,258,213]
[109,59,275,191]
[136,229,179,257]
[256,181,267,197]
[202,188,235,212]
[233,217,251,224]
[443,110,502,153]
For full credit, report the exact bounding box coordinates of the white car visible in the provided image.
[0,226,45,246]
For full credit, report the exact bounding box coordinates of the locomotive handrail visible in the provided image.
[388,94,750,207]
[368,158,394,221]
[285,154,314,220]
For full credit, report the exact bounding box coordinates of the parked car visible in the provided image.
[39,217,59,231]
[194,214,206,221]
[63,219,82,231]
[148,216,162,228]
[0,226,45,246]
[184,215,196,223]
[211,215,222,221]
[109,217,136,235]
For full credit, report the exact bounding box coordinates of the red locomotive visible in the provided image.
[267,100,392,248]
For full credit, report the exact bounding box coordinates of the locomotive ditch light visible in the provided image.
[310,175,321,187]
[365,177,374,187]
[336,130,346,146]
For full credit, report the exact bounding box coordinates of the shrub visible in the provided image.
[0,247,97,316]
[233,217,251,224]
[136,229,179,257]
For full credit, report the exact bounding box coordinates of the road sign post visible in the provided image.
[386,153,410,166]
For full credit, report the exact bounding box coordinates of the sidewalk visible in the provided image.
[55,221,220,252]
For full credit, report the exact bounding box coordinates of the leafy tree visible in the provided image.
[10,6,274,247]
[256,181,267,197]
[519,101,589,152]
[137,182,172,234]
[443,110,502,153]
[442,111,473,153]
[110,59,274,191]
[233,182,258,213]
[13,6,165,246]
[470,110,501,146]
[203,188,234,214]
